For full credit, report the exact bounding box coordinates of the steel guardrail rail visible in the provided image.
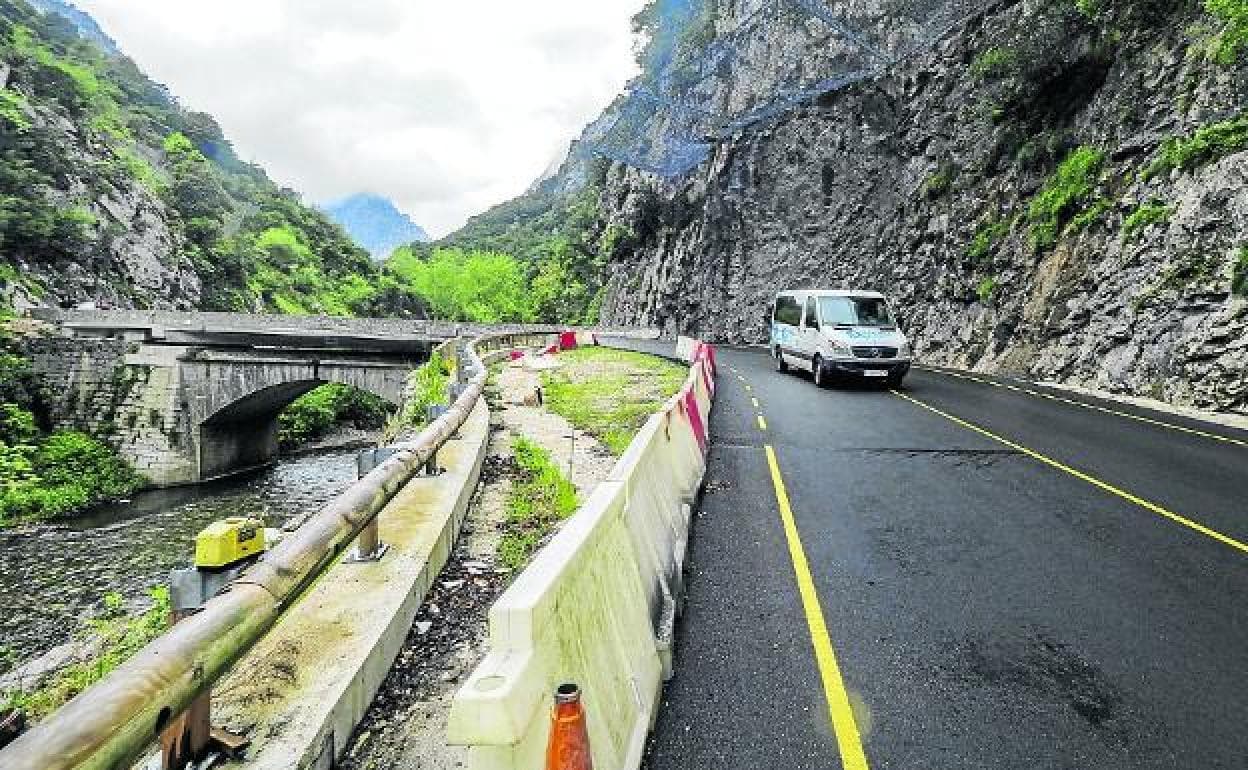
[0,332,541,770]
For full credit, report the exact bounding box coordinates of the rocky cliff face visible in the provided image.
[597,0,1248,413]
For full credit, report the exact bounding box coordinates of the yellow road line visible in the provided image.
[757,415,768,431]
[745,384,753,393]
[752,397,761,408]
[919,366,1247,449]
[892,390,1248,555]
[765,446,870,770]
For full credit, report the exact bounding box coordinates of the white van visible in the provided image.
[770,290,912,387]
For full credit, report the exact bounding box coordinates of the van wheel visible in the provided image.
[812,356,828,388]
[775,349,788,373]
[887,374,905,390]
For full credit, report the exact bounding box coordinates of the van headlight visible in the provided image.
[828,341,852,357]
[898,342,912,358]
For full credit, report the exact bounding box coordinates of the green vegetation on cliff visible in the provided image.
[1206,0,1248,64]
[0,0,376,313]
[1146,114,1248,178]
[1028,146,1105,250]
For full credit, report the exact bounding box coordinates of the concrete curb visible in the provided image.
[222,398,491,769]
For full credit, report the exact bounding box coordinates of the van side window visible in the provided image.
[775,296,801,326]
[804,297,819,329]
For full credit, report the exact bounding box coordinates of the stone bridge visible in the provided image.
[21,310,523,485]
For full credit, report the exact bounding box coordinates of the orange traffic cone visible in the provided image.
[545,683,593,770]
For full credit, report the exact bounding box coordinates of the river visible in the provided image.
[0,448,362,671]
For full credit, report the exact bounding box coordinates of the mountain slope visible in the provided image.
[0,0,377,315]
[321,193,428,261]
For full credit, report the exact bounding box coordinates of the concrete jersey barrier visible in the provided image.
[447,340,717,770]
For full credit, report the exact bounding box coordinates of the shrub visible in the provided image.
[33,431,142,499]
[0,403,37,444]
[1028,146,1105,250]
[1075,0,1102,18]
[0,431,142,526]
[967,218,1012,262]
[921,168,954,199]
[1233,247,1248,296]
[970,47,1018,79]
[976,277,999,303]
[278,383,392,449]
[1206,0,1248,64]
[1145,116,1248,178]
[1121,202,1172,240]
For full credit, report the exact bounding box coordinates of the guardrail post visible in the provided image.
[349,448,397,562]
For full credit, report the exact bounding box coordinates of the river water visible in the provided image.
[0,448,361,670]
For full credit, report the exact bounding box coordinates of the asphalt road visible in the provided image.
[643,347,1248,770]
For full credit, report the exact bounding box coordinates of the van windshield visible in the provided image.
[819,296,894,328]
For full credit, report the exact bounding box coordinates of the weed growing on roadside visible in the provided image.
[497,438,578,570]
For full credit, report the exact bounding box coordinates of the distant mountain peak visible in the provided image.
[320,194,429,261]
[26,0,121,56]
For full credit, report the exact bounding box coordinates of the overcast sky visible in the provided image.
[75,1,644,237]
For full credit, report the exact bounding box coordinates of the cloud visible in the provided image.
[75,0,644,236]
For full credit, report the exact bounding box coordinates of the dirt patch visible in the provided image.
[337,546,508,770]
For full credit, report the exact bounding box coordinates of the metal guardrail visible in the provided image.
[0,331,554,770]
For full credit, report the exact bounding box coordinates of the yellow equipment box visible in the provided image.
[194,517,266,569]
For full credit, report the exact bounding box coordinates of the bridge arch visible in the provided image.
[183,359,412,481]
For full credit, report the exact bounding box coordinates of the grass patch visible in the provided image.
[2,587,170,721]
[1028,146,1105,251]
[541,347,688,455]
[1145,115,1248,179]
[1121,202,1172,241]
[497,437,578,570]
